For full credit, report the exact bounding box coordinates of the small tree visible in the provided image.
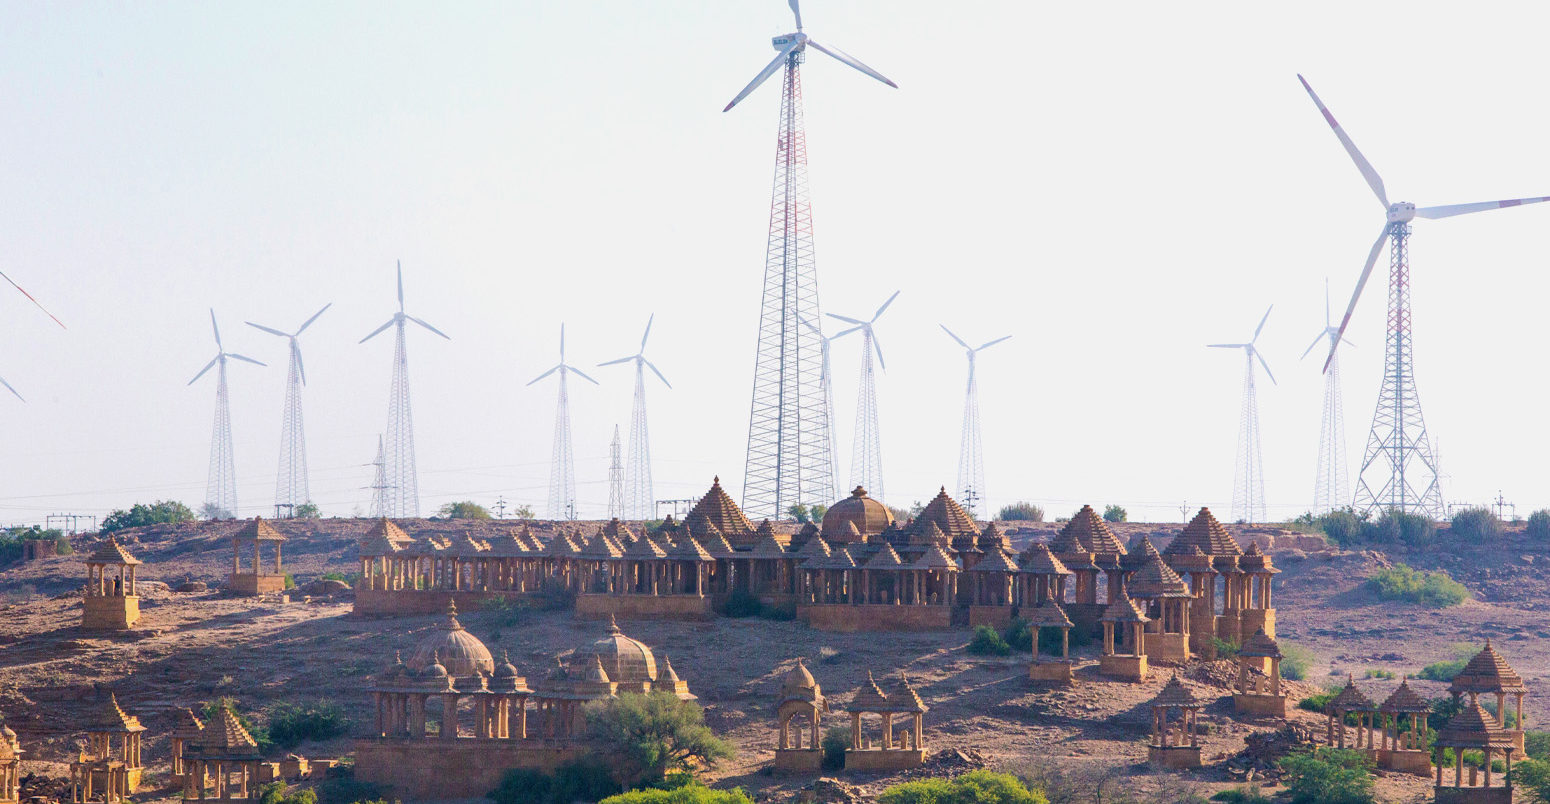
[1278,748,1375,804]
[1449,507,1501,541]
[201,502,234,520]
[102,500,196,533]
[997,502,1044,522]
[585,692,734,788]
[1102,505,1127,523]
[438,501,491,520]
[787,504,811,524]
[512,504,536,520]
[292,503,321,519]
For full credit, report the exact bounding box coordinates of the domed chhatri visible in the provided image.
[572,615,658,694]
[820,486,894,543]
[408,600,494,678]
[774,658,830,771]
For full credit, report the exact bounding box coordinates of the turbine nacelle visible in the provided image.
[1386,202,1417,224]
[772,32,807,55]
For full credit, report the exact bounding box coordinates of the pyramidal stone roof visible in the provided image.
[1026,598,1074,629]
[233,517,287,542]
[1018,543,1071,576]
[909,488,979,541]
[86,693,145,733]
[1121,535,1161,570]
[849,672,890,711]
[1237,628,1282,659]
[1166,507,1242,557]
[1449,639,1526,694]
[624,534,668,558]
[1100,589,1149,623]
[1435,700,1516,749]
[362,518,413,547]
[1054,505,1126,556]
[969,548,1019,574]
[884,675,928,713]
[668,536,714,562]
[1127,555,1192,598]
[195,708,260,752]
[794,534,833,559]
[1326,676,1377,712]
[912,544,959,570]
[1379,677,1430,713]
[683,477,755,539]
[863,543,905,569]
[699,529,738,558]
[748,530,788,557]
[86,537,141,566]
[581,532,624,559]
[170,708,205,741]
[1150,674,1200,708]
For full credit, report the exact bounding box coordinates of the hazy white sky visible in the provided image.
[4,1,1550,526]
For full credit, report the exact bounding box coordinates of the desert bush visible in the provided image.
[102,500,196,533]
[259,782,317,804]
[786,504,827,524]
[1517,757,1550,804]
[282,573,297,590]
[292,503,320,519]
[1102,505,1127,523]
[1210,787,1271,804]
[266,700,348,748]
[822,725,849,770]
[1449,507,1502,541]
[1313,508,1365,546]
[1277,748,1374,804]
[537,576,575,611]
[600,784,753,804]
[717,591,764,618]
[1365,508,1437,548]
[1363,669,1395,680]
[1212,638,1240,660]
[1419,658,1468,682]
[489,758,620,804]
[585,692,733,787]
[1367,564,1468,608]
[437,501,490,520]
[314,772,385,804]
[877,770,1047,804]
[1280,644,1313,680]
[967,625,1012,656]
[1525,730,1550,761]
[997,502,1044,522]
[1527,510,1550,540]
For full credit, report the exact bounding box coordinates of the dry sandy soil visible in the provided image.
[0,518,1545,803]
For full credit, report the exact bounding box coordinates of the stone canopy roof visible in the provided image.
[1237,628,1282,659]
[821,486,894,542]
[170,708,205,741]
[884,675,928,713]
[778,660,825,710]
[1150,675,1200,708]
[1018,543,1071,576]
[1127,555,1192,599]
[233,517,287,543]
[1121,535,1161,571]
[1326,676,1377,713]
[85,693,145,733]
[1448,640,1526,695]
[1379,677,1430,713]
[1434,700,1517,749]
[863,544,905,569]
[905,488,979,543]
[848,672,890,711]
[683,477,755,541]
[968,548,1019,574]
[189,708,262,758]
[1052,505,1127,557]
[1100,589,1149,624]
[86,537,141,566]
[1026,598,1074,629]
[1165,508,1241,557]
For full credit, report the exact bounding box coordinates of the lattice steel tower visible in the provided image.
[829,291,898,501]
[248,304,330,516]
[608,425,624,520]
[722,0,897,520]
[1209,306,1275,525]
[189,310,266,518]
[599,316,671,520]
[1301,281,1350,514]
[367,434,392,518]
[530,324,596,521]
[360,262,449,518]
[942,326,1010,519]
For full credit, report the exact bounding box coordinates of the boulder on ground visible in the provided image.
[301,578,351,596]
[176,581,208,593]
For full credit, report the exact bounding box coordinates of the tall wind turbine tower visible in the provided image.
[1301,281,1353,513]
[941,326,1010,519]
[360,262,449,518]
[1209,306,1276,525]
[189,310,266,518]
[798,316,852,500]
[607,425,624,520]
[529,324,598,521]
[828,291,898,500]
[247,303,331,517]
[1298,75,1550,519]
[598,316,671,520]
[724,0,898,519]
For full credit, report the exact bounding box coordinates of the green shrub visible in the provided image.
[822,725,849,770]
[966,625,1012,656]
[259,782,317,804]
[292,503,321,519]
[1314,508,1366,546]
[266,700,348,748]
[314,775,385,804]
[1363,669,1395,680]
[1525,730,1550,761]
[1210,787,1271,804]
[599,783,753,804]
[1450,507,1502,541]
[1366,508,1437,548]
[997,502,1044,522]
[283,573,297,590]
[1367,564,1468,608]
[489,759,621,804]
[437,501,491,520]
[1212,638,1240,660]
[1102,505,1127,523]
[718,591,763,618]
[1527,510,1550,540]
[1281,644,1313,681]
[489,769,553,804]
[102,500,196,533]
[1418,659,1467,682]
[585,692,733,788]
[877,770,1048,804]
[1278,748,1374,804]
[1297,690,1336,714]
[1516,757,1550,804]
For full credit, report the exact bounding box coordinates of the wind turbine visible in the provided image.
[828,291,899,501]
[247,303,330,517]
[727,0,897,520]
[941,325,1011,519]
[0,268,66,401]
[189,310,266,519]
[798,315,854,500]
[1299,75,1550,519]
[530,324,598,520]
[1301,280,1353,514]
[360,261,449,518]
[598,316,671,520]
[1208,306,1275,525]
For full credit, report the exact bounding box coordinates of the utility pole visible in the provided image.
[493,497,508,519]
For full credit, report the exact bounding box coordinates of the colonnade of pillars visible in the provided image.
[1151,706,1199,748]
[183,759,262,801]
[777,710,822,750]
[85,564,136,597]
[1434,746,1514,790]
[372,691,537,741]
[848,711,924,752]
[801,568,958,606]
[232,540,281,576]
[1327,709,1377,749]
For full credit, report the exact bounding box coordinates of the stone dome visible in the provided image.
[573,616,657,690]
[408,601,494,677]
[821,486,894,542]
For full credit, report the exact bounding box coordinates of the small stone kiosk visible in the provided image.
[1026,598,1076,684]
[1447,640,1526,754]
[0,718,21,804]
[229,518,287,596]
[1432,700,1515,804]
[1325,676,1378,751]
[181,708,264,802]
[1146,675,1202,769]
[1098,587,1149,682]
[1232,628,1286,717]
[169,708,205,786]
[1377,677,1433,776]
[69,694,145,803]
[774,660,828,771]
[82,538,141,630]
[844,672,927,771]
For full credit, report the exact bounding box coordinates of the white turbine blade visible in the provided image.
[1326,225,1390,372]
[597,355,636,367]
[826,312,865,326]
[189,355,220,385]
[245,322,289,338]
[0,269,65,329]
[872,331,886,372]
[1254,348,1277,386]
[396,260,405,311]
[834,325,863,338]
[1207,343,1247,349]
[1300,331,1325,360]
[408,316,450,340]
[296,302,332,335]
[359,317,396,344]
[873,290,900,321]
[977,335,1012,351]
[294,342,307,386]
[1297,74,1388,208]
[939,325,969,349]
[227,353,266,367]
[644,358,672,390]
[798,315,822,336]
[807,40,898,89]
[559,323,566,362]
[527,365,561,386]
[209,309,222,348]
[0,374,21,402]
[570,366,601,385]
[1415,195,1550,220]
[641,313,654,350]
[1252,305,1272,342]
[1341,334,1357,349]
[788,0,802,31]
[724,42,799,112]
